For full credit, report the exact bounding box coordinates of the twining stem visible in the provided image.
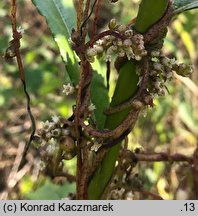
[10,0,36,169]
[92,0,102,37]
[11,0,25,81]
[77,0,85,32]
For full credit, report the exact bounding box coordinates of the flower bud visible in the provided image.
[117,24,127,33]
[124,29,133,38]
[108,18,117,30]
[123,39,132,47]
[60,136,76,154]
[86,47,97,57]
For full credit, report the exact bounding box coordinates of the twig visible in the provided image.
[133,152,193,163]
[83,0,91,20]
[77,0,85,32]
[80,0,98,36]
[80,109,140,139]
[10,0,36,169]
[92,0,102,37]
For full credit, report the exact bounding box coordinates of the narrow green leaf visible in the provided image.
[135,0,169,33]
[174,0,198,14]
[91,71,109,130]
[32,0,79,85]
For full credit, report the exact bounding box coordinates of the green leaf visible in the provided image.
[91,72,109,130]
[32,0,109,129]
[32,0,79,85]
[26,181,75,200]
[174,0,198,14]
[135,0,169,33]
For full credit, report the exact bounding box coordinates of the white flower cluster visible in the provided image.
[39,115,62,140]
[85,19,147,63]
[148,50,193,97]
[90,142,102,152]
[35,115,77,172]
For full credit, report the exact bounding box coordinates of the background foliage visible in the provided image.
[0,0,197,199]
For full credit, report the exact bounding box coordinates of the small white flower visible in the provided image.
[51,128,61,137]
[105,55,112,62]
[62,129,70,136]
[41,140,47,147]
[161,57,170,67]
[62,83,75,96]
[46,132,52,139]
[124,29,133,37]
[135,55,142,61]
[46,139,57,155]
[150,70,157,76]
[126,48,134,60]
[123,39,132,47]
[38,160,46,171]
[90,142,102,152]
[93,45,104,54]
[96,39,104,46]
[88,103,96,112]
[17,26,25,34]
[169,58,177,66]
[117,24,127,33]
[86,47,97,57]
[51,115,60,124]
[141,109,148,117]
[116,39,123,47]
[151,50,160,57]
[153,62,163,71]
[118,50,125,58]
[42,120,55,132]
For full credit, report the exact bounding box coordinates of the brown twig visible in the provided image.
[75,58,85,199]
[83,0,91,20]
[92,0,102,37]
[10,0,25,81]
[80,109,140,139]
[10,0,36,169]
[133,152,193,163]
[77,0,85,32]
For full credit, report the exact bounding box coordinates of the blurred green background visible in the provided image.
[0,0,197,199]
